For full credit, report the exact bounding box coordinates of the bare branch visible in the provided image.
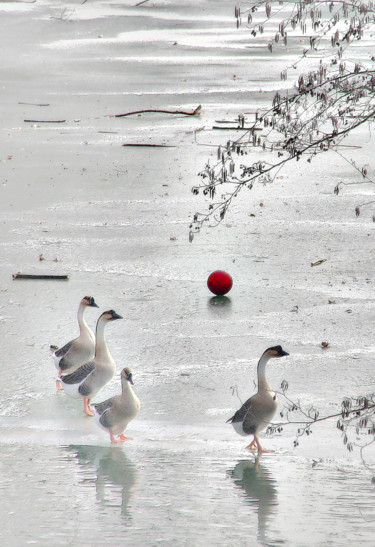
[191,1,375,234]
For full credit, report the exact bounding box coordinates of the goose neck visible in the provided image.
[77,303,89,335]
[121,376,132,396]
[257,353,272,392]
[95,319,110,360]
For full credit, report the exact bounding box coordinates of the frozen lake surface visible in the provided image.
[1,1,375,545]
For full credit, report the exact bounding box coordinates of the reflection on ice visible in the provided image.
[229,456,278,545]
[208,295,232,311]
[67,445,138,522]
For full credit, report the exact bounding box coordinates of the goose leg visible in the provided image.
[119,434,132,441]
[83,397,94,416]
[254,435,274,453]
[246,438,257,450]
[56,370,63,391]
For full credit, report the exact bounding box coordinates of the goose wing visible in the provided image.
[92,398,115,417]
[227,396,253,424]
[62,361,95,385]
[93,398,118,429]
[229,393,276,435]
[227,396,258,434]
[54,340,73,358]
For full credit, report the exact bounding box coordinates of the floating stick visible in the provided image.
[12,273,70,280]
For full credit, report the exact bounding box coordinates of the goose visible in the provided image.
[60,310,122,416]
[227,345,289,452]
[92,367,141,444]
[51,296,99,390]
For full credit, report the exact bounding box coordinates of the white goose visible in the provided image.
[227,345,289,452]
[51,296,99,389]
[60,310,122,416]
[92,367,141,444]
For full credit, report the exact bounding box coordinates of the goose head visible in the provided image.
[82,296,99,308]
[121,367,134,385]
[100,310,123,322]
[264,345,289,358]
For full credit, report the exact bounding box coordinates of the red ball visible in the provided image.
[207,270,233,296]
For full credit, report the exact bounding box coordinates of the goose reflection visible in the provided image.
[67,445,138,521]
[228,456,278,544]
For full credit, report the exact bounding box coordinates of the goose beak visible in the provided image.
[111,311,123,320]
[280,349,289,356]
[87,297,99,308]
[127,373,134,385]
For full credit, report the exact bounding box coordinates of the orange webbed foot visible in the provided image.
[119,434,133,441]
[83,398,94,416]
[253,435,274,453]
[110,430,125,444]
[246,440,257,450]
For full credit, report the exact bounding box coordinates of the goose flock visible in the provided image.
[52,296,288,450]
[51,297,141,444]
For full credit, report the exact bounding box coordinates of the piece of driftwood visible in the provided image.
[111,105,201,118]
[311,259,327,267]
[122,143,176,148]
[19,102,50,107]
[212,126,262,131]
[24,119,66,123]
[215,120,244,124]
[12,273,70,280]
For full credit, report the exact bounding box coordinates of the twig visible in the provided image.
[111,105,201,118]
[24,119,66,123]
[122,143,176,148]
[12,274,70,280]
[273,402,375,428]
[212,126,262,131]
[215,120,248,124]
[19,102,50,107]
[135,0,150,5]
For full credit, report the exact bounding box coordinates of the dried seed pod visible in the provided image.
[281,380,289,392]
